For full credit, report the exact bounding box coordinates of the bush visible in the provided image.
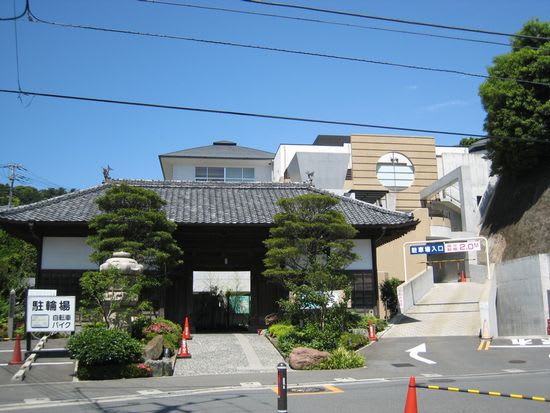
[339,332,369,350]
[312,347,365,370]
[143,318,182,351]
[130,316,154,340]
[268,322,295,339]
[67,326,143,367]
[357,315,388,333]
[77,362,151,380]
[275,323,342,356]
[380,278,403,318]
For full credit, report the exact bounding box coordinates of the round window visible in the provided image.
[376,152,415,191]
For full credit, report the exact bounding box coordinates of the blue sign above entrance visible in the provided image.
[410,243,445,255]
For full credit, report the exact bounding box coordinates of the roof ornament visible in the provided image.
[102,165,113,182]
[306,171,315,185]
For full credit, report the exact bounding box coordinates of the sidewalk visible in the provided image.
[174,333,285,376]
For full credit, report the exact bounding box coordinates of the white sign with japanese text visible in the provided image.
[26,296,75,332]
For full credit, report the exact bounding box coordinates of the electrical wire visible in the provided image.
[243,0,550,42]
[0,87,548,144]
[138,0,512,48]
[26,9,550,88]
[0,0,28,21]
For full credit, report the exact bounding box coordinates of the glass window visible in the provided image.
[376,152,415,191]
[195,167,207,181]
[226,168,243,182]
[243,168,255,181]
[208,167,224,181]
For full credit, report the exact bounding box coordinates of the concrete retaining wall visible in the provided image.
[397,267,434,314]
[478,275,498,338]
[495,254,550,336]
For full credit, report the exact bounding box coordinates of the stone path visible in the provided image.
[173,333,284,376]
[384,282,485,338]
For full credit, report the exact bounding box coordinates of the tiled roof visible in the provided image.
[160,141,275,160]
[0,180,415,227]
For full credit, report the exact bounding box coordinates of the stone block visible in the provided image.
[288,347,329,370]
[143,335,164,360]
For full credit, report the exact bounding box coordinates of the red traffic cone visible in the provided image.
[404,376,418,413]
[368,320,377,341]
[8,334,24,365]
[183,317,192,340]
[176,338,191,359]
[460,270,466,283]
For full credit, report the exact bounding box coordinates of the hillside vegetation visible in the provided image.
[481,166,550,263]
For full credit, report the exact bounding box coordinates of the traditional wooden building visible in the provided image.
[0,179,417,331]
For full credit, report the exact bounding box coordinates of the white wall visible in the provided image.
[347,239,373,270]
[170,159,272,182]
[273,144,351,182]
[42,237,97,270]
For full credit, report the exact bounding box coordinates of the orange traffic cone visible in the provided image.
[8,334,24,365]
[404,376,418,413]
[176,338,191,359]
[460,270,466,283]
[183,317,192,340]
[368,320,377,341]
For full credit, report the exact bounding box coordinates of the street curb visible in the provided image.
[11,335,49,382]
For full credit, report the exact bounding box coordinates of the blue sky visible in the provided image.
[1,0,548,189]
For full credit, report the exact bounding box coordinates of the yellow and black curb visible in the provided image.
[416,383,549,403]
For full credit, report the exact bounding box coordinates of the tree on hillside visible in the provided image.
[263,194,358,330]
[479,19,550,176]
[0,184,73,207]
[458,137,482,147]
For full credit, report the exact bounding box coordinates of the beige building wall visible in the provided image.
[350,134,438,212]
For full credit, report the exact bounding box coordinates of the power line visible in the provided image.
[26,9,550,88]
[243,0,550,42]
[0,87,548,144]
[0,0,28,21]
[138,0,512,48]
[1,163,26,208]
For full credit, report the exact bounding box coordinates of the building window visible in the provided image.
[376,152,415,191]
[350,270,376,309]
[195,167,255,182]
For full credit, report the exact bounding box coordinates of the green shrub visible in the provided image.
[143,318,182,351]
[339,332,369,350]
[77,362,151,380]
[275,323,342,356]
[130,316,153,340]
[67,326,143,367]
[313,347,365,370]
[380,278,403,318]
[357,315,388,333]
[268,322,295,338]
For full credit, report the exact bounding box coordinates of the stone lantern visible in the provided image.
[100,252,143,302]
[100,251,144,275]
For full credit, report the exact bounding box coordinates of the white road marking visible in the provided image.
[334,377,357,382]
[421,373,442,378]
[490,345,550,348]
[31,362,74,366]
[137,389,164,395]
[240,382,262,387]
[511,338,532,346]
[406,343,437,365]
[24,399,51,404]
[502,369,525,373]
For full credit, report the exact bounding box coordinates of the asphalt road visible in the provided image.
[1,335,550,412]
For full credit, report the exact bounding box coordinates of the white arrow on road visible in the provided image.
[406,343,437,365]
[511,339,532,346]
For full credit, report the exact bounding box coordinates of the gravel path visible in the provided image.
[173,333,284,377]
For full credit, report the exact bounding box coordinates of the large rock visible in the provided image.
[143,335,164,360]
[288,347,330,370]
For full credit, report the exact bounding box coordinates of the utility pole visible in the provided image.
[2,163,25,209]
